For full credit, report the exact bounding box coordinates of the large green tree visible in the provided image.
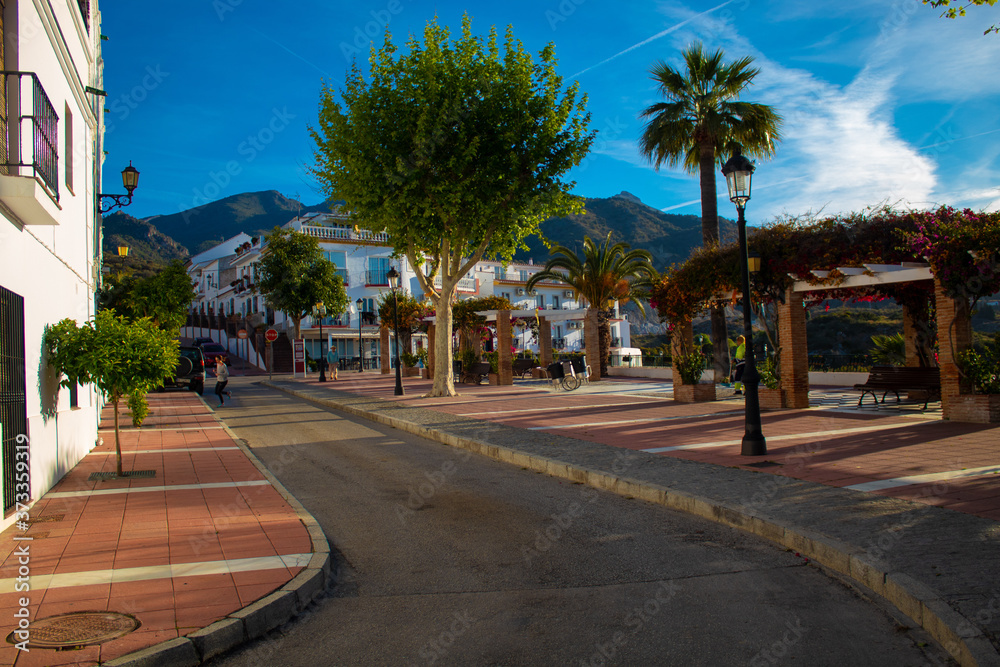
[310,15,594,397]
[256,227,348,340]
[45,311,178,477]
[639,43,781,383]
[526,233,656,378]
[923,0,998,34]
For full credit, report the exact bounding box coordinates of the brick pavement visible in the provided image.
[0,391,327,666]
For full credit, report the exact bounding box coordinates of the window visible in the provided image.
[69,383,78,408]
[537,294,545,309]
[325,250,346,268]
[553,296,560,309]
[501,292,511,301]
[556,325,562,338]
[494,266,504,280]
[253,296,258,314]
[64,103,73,192]
[519,270,528,282]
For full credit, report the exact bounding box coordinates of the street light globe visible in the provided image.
[386,266,400,290]
[121,162,140,194]
[721,144,754,207]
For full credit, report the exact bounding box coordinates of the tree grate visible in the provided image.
[88,470,156,481]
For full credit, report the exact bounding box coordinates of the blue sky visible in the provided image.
[100,0,1000,228]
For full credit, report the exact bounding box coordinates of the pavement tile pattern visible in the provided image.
[0,393,316,666]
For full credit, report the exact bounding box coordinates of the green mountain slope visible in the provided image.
[109,189,733,271]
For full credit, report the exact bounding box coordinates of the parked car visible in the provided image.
[163,346,206,395]
[198,342,230,367]
[192,336,214,347]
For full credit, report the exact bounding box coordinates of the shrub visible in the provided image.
[675,350,706,384]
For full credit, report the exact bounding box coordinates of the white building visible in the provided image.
[184,211,632,367]
[0,1,106,530]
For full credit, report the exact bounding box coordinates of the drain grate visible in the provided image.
[6,611,141,650]
[745,460,782,468]
[28,514,65,523]
[88,470,157,481]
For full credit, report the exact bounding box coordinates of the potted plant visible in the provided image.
[757,355,785,409]
[485,350,500,385]
[400,350,422,377]
[673,350,714,402]
[955,343,1000,422]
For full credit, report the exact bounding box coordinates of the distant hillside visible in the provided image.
[114,189,735,270]
[143,190,337,254]
[102,210,189,264]
[515,191,737,269]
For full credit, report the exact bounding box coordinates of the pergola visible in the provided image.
[399,308,602,385]
[764,263,995,423]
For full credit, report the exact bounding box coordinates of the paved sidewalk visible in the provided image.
[0,391,329,666]
[264,372,1000,667]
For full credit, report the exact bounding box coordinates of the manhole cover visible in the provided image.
[88,470,156,481]
[6,611,140,650]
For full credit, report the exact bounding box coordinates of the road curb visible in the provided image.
[263,380,1000,667]
[105,393,333,667]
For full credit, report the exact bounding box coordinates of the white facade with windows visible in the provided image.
[184,211,631,365]
[0,1,105,530]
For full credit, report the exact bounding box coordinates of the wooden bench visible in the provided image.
[461,362,492,385]
[512,358,536,379]
[854,366,941,409]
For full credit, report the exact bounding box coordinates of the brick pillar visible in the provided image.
[903,299,935,368]
[426,323,436,379]
[902,305,921,367]
[585,308,602,381]
[935,278,972,419]
[380,325,390,374]
[778,288,809,408]
[670,320,694,385]
[497,310,513,385]
[539,316,552,367]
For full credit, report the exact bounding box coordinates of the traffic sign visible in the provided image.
[237,329,248,339]
[265,328,278,342]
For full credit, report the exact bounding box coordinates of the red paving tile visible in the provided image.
[0,391,315,666]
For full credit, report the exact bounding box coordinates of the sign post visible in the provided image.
[265,329,278,381]
[293,339,306,377]
[237,329,248,375]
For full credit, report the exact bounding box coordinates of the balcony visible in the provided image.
[433,275,477,292]
[301,224,390,244]
[0,72,60,225]
[334,268,349,285]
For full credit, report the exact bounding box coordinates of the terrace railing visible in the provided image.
[0,72,59,200]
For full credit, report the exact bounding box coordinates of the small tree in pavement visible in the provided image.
[45,310,178,477]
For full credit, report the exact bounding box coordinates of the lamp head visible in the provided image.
[748,251,762,273]
[721,144,754,208]
[121,162,140,195]
[386,266,400,289]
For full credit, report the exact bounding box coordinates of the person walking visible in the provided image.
[215,356,230,406]
[733,335,746,395]
[327,345,339,381]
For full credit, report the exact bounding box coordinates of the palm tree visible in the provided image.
[527,233,656,378]
[639,43,781,382]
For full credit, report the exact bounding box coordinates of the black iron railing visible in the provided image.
[0,72,59,199]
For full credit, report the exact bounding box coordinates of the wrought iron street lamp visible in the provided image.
[387,267,404,396]
[721,144,767,456]
[99,163,140,213]
[313,302,327,382]
[356,297,364,373]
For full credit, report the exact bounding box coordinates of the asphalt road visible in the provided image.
[205,379,950,667]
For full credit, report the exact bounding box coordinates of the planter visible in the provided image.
[674,382,716,403]
[531,367,548,380]
[946,394,1000,423]
[402,366,421,377]
[758,387,786,410]
[488,373,499,386]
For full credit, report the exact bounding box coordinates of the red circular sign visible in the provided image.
[265,329,278,342]
[237,329,248,339]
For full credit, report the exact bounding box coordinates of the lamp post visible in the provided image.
[387,267,404,396]
[313,302,327,382]
[99,163,140,213]
[356,297,364,373]
[721,144,767,456]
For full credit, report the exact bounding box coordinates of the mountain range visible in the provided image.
[102,190,735,271]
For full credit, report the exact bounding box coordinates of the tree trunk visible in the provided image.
[428,283,459,397]
[113,394,123,477]
[699,139,729,382]
[598,308,612,378]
